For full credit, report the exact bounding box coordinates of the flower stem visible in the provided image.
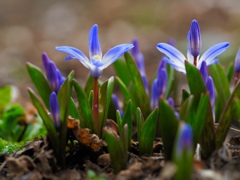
[234,71,239,87]
[193,56,197,66]
[93,78,99,135]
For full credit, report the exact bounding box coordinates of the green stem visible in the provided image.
[93,78,99,134]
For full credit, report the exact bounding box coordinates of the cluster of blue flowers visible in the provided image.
[45,19,235,152]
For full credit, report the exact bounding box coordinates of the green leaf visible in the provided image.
[57,71,74,167]
[124,52,151,118]
[0,85,12,115]
[73,80,94,130]
[139,107,159,156]
[136,108,144,143]
[22,115,47,141]
[226,63,234,84]
[3,104,25,130]
[209,64,231,122]
[181,89,190,105]
[185,61,206,110]
[215,81,240,149]
[115,76,133,106]
[122,100,132,148]
[84,74,94,96]
[179,95,194,122]
[28,88,60,157]
[104,128,128,174]
[196,94,215,159]
[159,99,179,160]
[165,63,175,98]
[68,98,80,119]
[26,62,52,109]
[99,77,114,137]
[113,59,131,86]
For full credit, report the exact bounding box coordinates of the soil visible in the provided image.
[1,129,240,180]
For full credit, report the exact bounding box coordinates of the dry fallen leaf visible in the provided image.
[67,117,105,151]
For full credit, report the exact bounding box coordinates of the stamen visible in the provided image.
[93,55,101,60]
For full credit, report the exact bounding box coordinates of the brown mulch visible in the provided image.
[1,131,240,179]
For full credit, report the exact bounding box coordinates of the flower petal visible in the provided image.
[55,46,91,68]
[101,44,134,69]
[198,42,229,65]
[156,43,186,65]
[89,24,102,58]
[163,56,186,73]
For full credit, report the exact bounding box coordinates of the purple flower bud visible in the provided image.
[234,48,240,72]
[189,20,201,57]
[159,57,167,70]
[175,122,193,159]
[157,68,168,96]
[50,92,60,128]
[42,53,65,93]
[199,61,208,84]
[48,62,60,93]
[112,94,123,117]
[131,38,148,93]
[42,52,51,73]
[207,76,215,108]
[151,79,159,109]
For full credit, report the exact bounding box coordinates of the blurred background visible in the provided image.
[0,0,239,101]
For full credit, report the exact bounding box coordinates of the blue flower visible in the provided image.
[156,20,229,73]
[56,24,134,78]
[42,53,65,93]
[50,92,60,128]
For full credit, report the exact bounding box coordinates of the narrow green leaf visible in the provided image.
[215,82,240,149]
[99,77,114,137]
[195,94,215,159]
[27,88,60,156]
[226,63,234,84]
[136,108,144,143]
[73,80,94,130]
[57,71,74,167]
[185,61,206,109]
[139,107,159,156]
[179,95,194,122]
[159,99,179,160]
[124,52,151,118]
[165,63,175,98]
[113,59,131,86]
[104,131,127,174]
[69,98,80,119]
[209,64,231,122]
[26,62,52,109]
[116,110,122,136]
[84,74,94,96]
[122,100,132,148]
[181,89,190,105]
[115,76,137,109]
